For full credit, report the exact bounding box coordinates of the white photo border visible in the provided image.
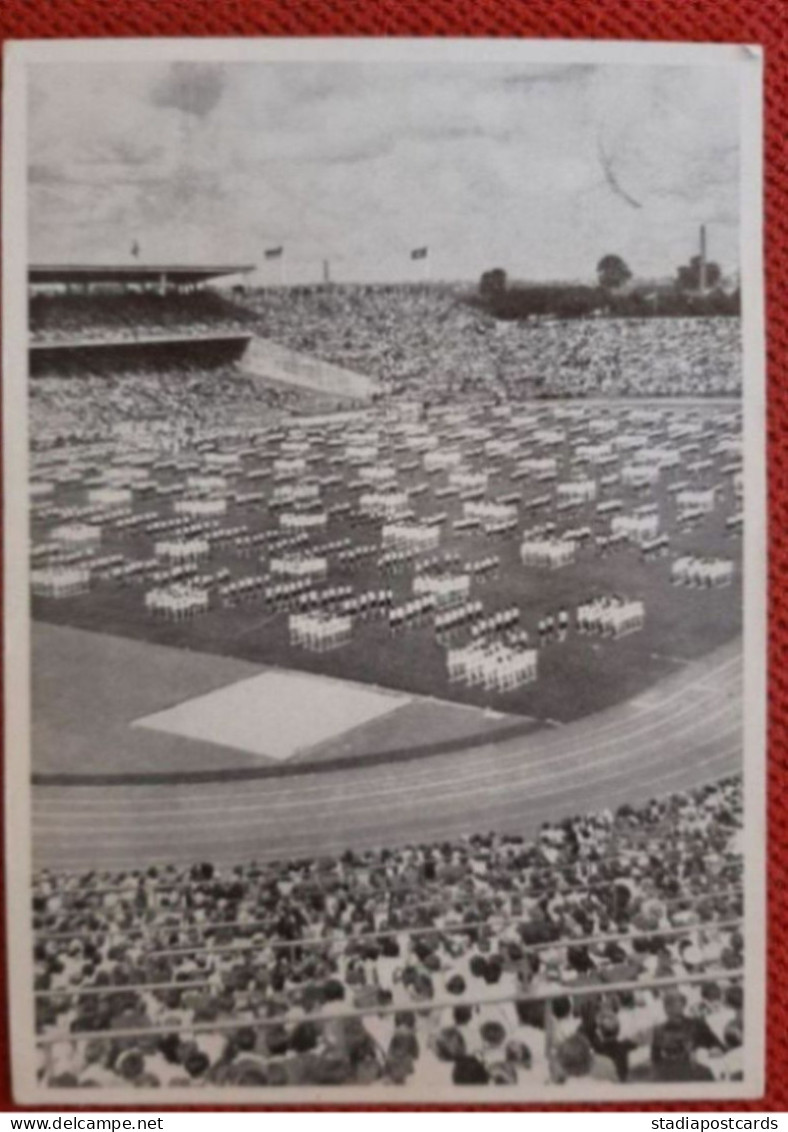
[2,35,767,1105]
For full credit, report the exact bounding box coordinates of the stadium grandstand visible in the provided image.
[236,284,742,400]
[29,265,379,404]
[29,264,255,366]
[27,268,746,1095]
[33,776,743,1089]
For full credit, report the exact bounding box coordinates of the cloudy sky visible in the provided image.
[27,59,741,284]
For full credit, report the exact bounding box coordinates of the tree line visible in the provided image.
[474,254,740,321]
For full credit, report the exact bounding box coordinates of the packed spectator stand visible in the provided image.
[29,290,251,347]
[32,776,744,1090]
[239,285,741,400]
[29,363,321,450]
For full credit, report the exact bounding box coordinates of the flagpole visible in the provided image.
[265,248,285,289]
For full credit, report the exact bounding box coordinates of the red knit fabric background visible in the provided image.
[0,0,783,1113]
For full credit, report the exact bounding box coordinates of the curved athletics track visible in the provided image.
[31,639,742,872]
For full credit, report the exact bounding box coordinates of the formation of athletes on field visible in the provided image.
[28,392,742,710]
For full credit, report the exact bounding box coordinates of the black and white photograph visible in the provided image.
[2,37,766,1103]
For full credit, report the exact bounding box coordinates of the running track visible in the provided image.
[32,638,742,872]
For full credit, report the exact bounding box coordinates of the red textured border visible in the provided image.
[0,0,783,1113]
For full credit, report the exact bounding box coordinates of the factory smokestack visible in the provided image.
[699,224,708,294]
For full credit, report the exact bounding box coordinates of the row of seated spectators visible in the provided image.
[29,291,251,345]
[239,285,741,400]
[33,776,744,1089]
[29,361,340,450]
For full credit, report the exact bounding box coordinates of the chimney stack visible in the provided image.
[699,224,707,293]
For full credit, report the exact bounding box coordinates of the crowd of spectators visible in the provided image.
[25,286,742,437]
[29,291,251,346]
[33,776,744,1090]
[29,362,335,450]
[517,317,741,399]
[238,285,741,400]
[26,284,742,407]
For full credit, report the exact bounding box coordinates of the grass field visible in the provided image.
[32,622,533,778]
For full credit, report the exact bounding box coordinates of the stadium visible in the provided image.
[26,258,747,1094]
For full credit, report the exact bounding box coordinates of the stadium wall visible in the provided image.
[28,335,251,376]
[242,335,379,401]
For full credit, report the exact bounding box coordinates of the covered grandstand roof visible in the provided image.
[29,264,255,287]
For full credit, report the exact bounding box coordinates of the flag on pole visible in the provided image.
[130,240,140,259]
[410,247,428,261]
[265,246,284,260]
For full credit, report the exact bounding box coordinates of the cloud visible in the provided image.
[83,136,166,169]
[149,62,227,119]
[321,138,396,166]
[29,162,63,186]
